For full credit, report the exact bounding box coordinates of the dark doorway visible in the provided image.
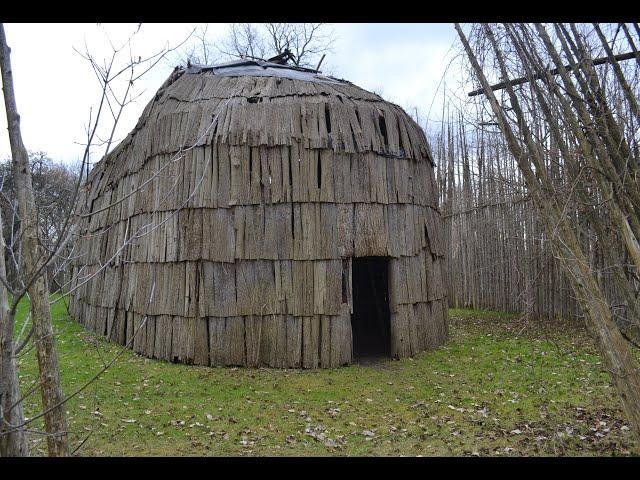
[351,257,391,360]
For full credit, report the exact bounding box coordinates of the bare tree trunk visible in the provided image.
[455,22,640,441]
[592,23,640,122]
[0,207,28,456]
[504,23,640,344]
[0,24,68,457]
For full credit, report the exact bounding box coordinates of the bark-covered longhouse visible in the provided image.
[69,59,448,368]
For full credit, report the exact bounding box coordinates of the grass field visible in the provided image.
[14,299,639,456]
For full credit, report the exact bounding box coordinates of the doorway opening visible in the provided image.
[351,256,391,361]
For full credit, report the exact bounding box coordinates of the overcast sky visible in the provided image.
[0,23,464,165]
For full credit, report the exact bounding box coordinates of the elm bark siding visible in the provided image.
[70,63,448,368]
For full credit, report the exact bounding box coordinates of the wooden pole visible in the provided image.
[0,206,28,456]
[456,21,640,443]
[468,51,637,97]
[0,24,69,457]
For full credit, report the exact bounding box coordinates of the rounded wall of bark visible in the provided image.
[69,69,448,368]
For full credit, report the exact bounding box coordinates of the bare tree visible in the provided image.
[1,23,69,457]
[0,154,79,291]
[262,23,336,68]
[0,203,27,455]
[0,23,191,456]
[183,25,219,65]
[218,23,268,62]
[184,23,336,70]
[455,22,640,441]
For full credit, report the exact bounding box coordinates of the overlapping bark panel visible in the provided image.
[70,68,447,368]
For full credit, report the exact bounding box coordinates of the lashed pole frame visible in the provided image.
[0,23,69,456]
[468,51,637,97]
[456,21,640,442]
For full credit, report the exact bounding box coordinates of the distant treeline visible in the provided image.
[0,152,79,291]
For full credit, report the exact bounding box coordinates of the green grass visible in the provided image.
[448,308,519,319]
[14,302,639,456]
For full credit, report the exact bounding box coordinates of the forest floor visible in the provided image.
[15,300,639,456]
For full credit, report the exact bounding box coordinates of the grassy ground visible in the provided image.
[14,299,639,456]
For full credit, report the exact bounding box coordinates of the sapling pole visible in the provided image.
[0,23,69,457]
[0,206,28,456]
[455,21,640,442]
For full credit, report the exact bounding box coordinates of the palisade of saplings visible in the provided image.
[453,22,640,437]
[434,24,639,348]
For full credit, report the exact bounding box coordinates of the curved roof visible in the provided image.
[86,60,434,190]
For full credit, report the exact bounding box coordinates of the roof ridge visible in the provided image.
[182,59,349,86]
